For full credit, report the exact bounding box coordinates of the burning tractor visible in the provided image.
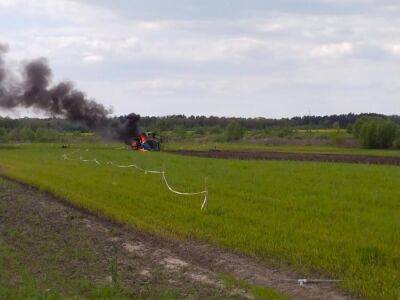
[114,113,161,151]
[129,132,161,151]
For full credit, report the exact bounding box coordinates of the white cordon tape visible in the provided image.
[161,171,208,210]
[62,152,100,165]
[80,155,101,165]
[62,151,208,210]
[106,161,163,174]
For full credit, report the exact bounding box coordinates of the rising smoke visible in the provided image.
[0,44,110,128]
[0,43,140,141]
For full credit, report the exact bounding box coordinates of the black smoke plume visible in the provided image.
[107,113,141,143]
[0,43,140,141]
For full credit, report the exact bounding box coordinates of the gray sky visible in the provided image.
[0,0,399,118]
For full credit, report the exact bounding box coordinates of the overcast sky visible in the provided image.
[0,0,399,118]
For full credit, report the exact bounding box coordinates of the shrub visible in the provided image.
[329,131,345,146]
[34,128,60,142]
[209,126,222,134]
[20,127,35,141]
[175,127,187,140]
[194,127,205,135]
[394,138,400,150]
[8,128,22,141]
[277,126,294,138]
[0,127,7,142]
[225,121,245,141]
[394,131,400,149]
[346,123,353,134]
[353,117,398,149]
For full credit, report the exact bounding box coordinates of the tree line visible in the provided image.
[2,113,399,132]
[140,113,400,131]
[1,113,400,149]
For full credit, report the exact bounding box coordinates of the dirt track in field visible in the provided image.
[169,150,400,166]
[0,177,349,299]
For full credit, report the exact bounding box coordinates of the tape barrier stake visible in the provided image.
[282,278,342,286]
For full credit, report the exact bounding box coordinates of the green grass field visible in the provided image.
[165,141,400,157]
[0,143,399,299]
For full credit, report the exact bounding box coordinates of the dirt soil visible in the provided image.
[0,178,349,299]
[169,150,400,166]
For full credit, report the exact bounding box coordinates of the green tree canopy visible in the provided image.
[225,121,246,141]
[353,117,398,149]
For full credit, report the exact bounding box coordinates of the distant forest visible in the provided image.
[139,113,400,131]
[1,113,399,132]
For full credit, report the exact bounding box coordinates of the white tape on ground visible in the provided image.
[162,171,208,210]
[80,155,101,165]
[63,151,101,165]
[63,150,208,210]
[161,171,206,196]
[106,161,163,174]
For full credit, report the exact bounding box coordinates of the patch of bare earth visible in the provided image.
[169,150,400,166]
[0,178,349,299]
